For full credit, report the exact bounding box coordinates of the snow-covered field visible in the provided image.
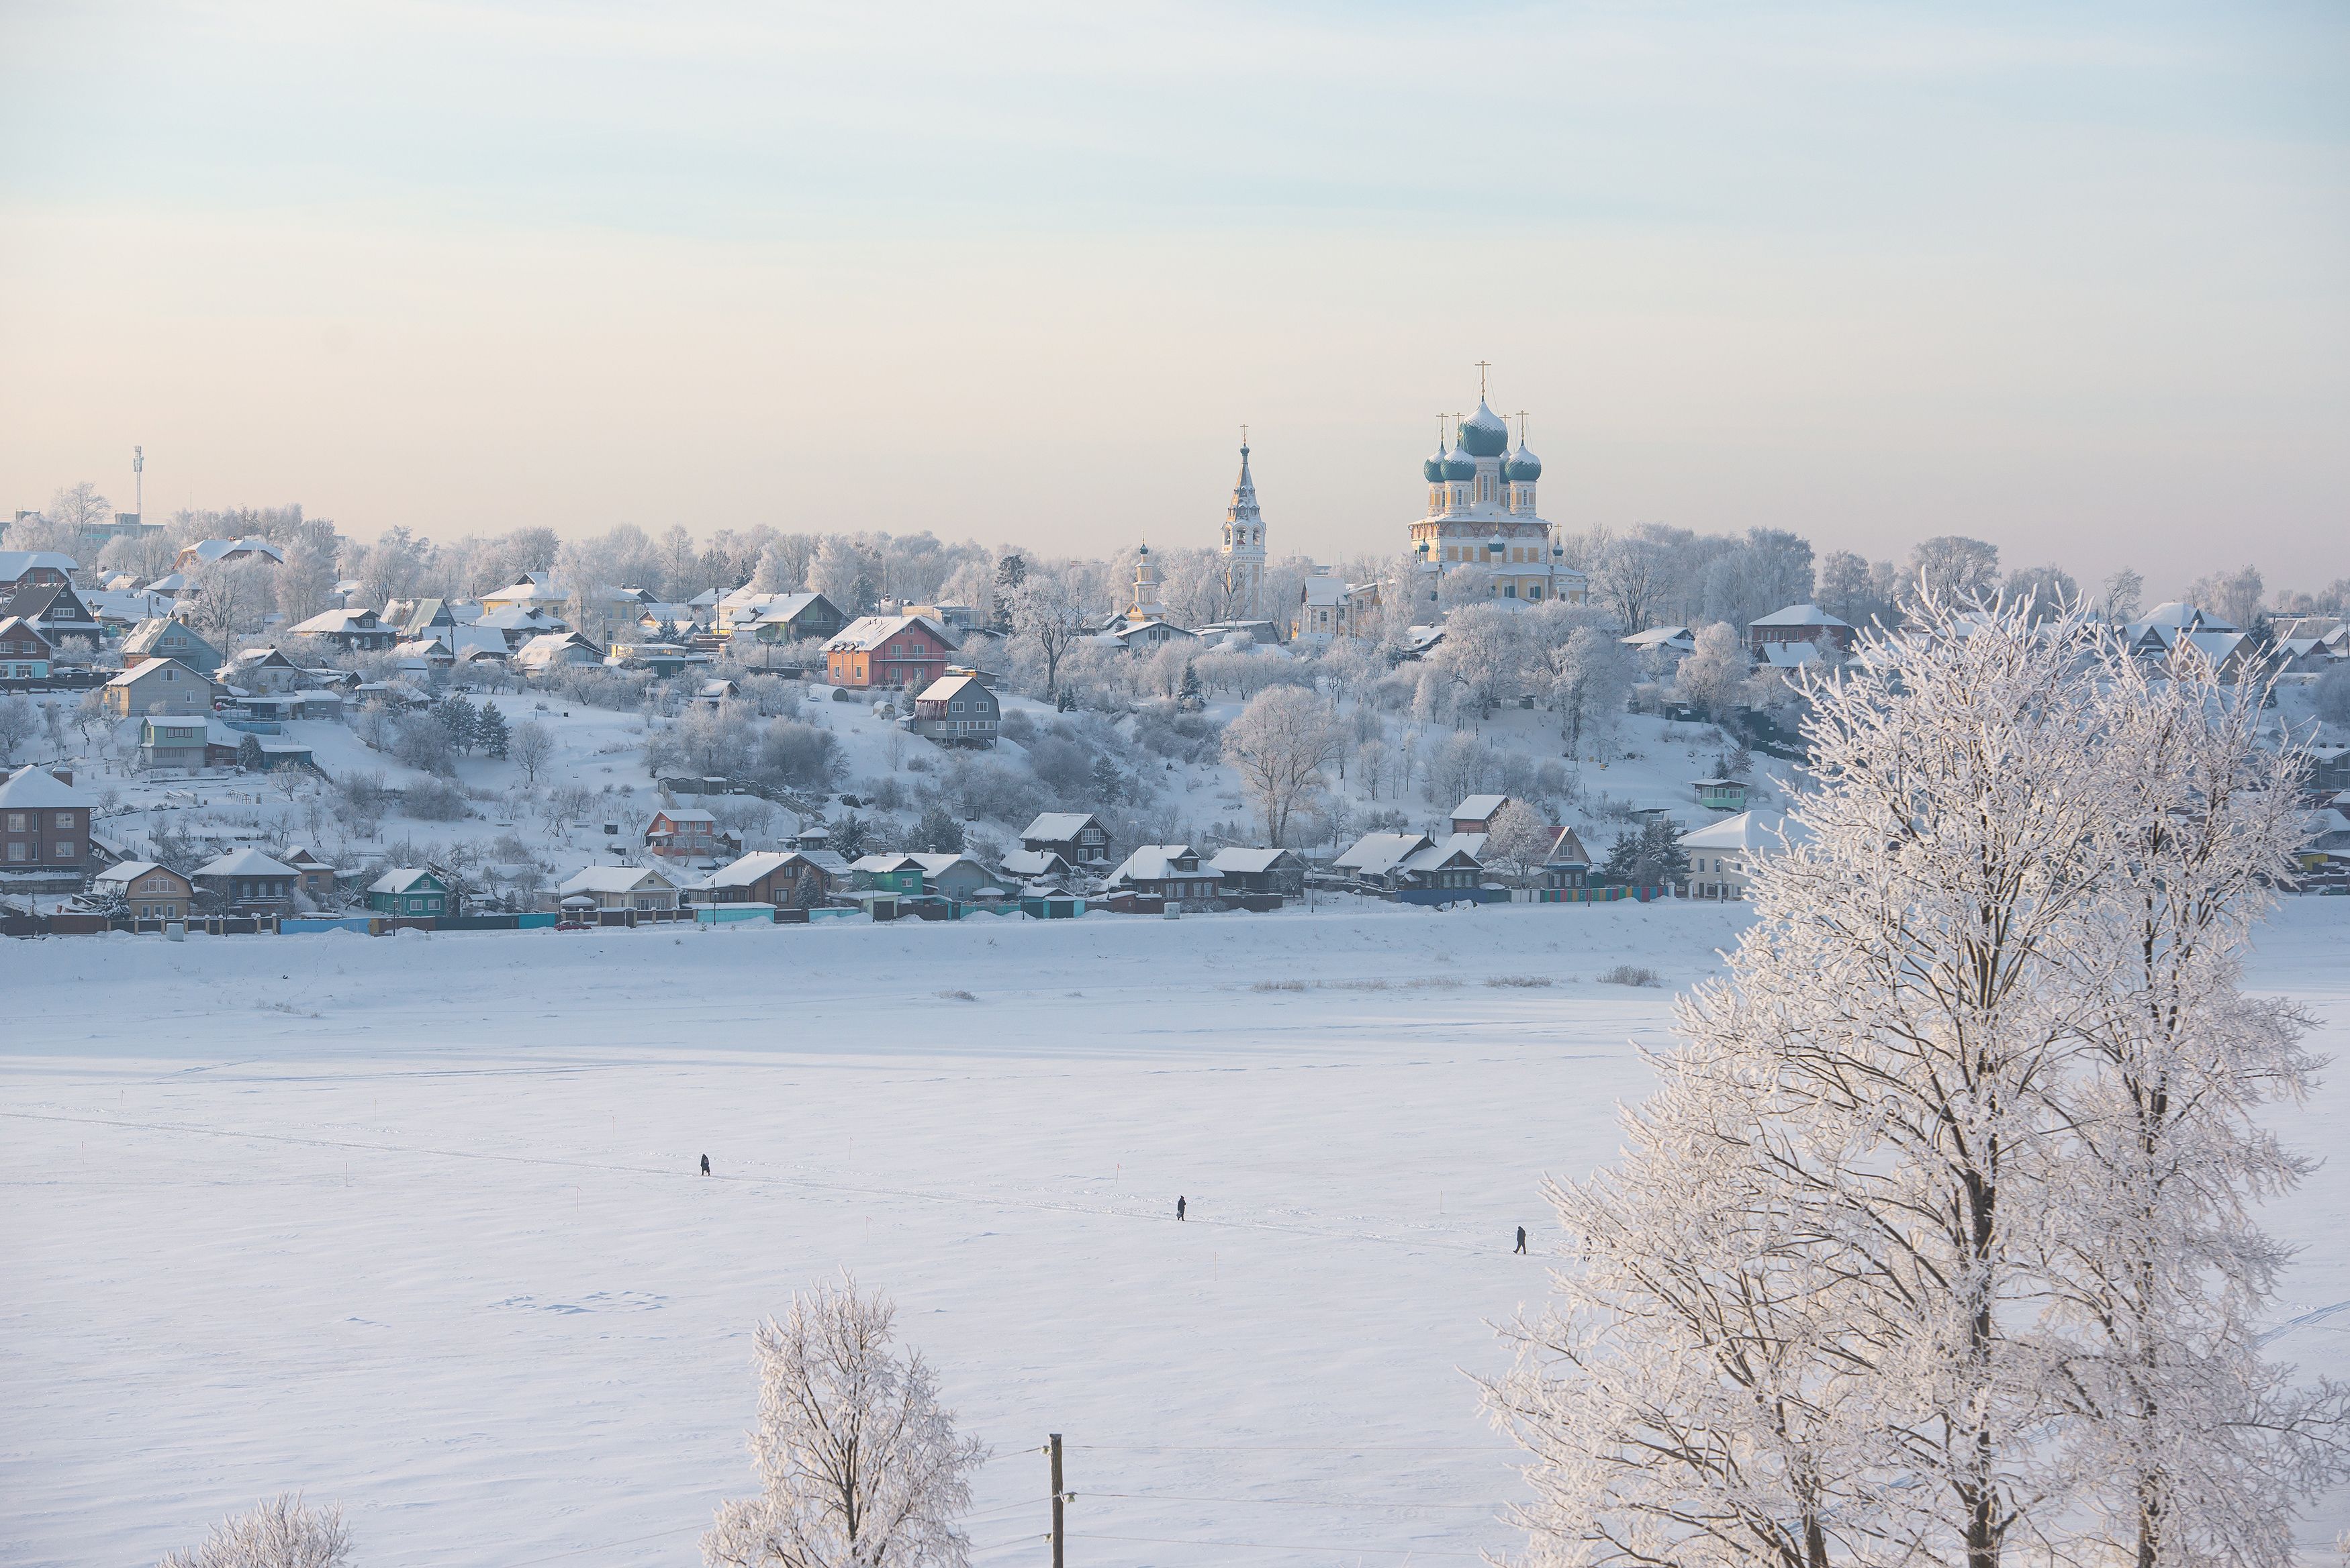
[5,899,2346,1565]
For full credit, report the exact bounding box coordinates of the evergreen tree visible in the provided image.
[916,803,964,854]
[1178,660,1205,712]
[827,810,868,860]
[476,699,510,760]
[437,693,479,754]
[1088,754,1123,805]
[1602,817,1687,888]
[235,732,263,771]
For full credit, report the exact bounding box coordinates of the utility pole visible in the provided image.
[1048,1432,1064,1568]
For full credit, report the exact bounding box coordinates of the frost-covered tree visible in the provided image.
[1008,575,1087,701]
[704,1277,986,1568]
[510,720,554,786]
[1440,603,1529,719]
[1673,622,1748,720]
[0,694,38,763]
[1903,534,2000,604]
[1551,626,1632,754]
[2102,567,2145,627]
[2040,648,2347,1566]
[159,1493,352,1568]
[1490,598,2349,1568]
[1483,799,1552,882]
[1221,685,1340,847]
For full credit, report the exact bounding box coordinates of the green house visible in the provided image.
[849,854,927,894]
[367,866,449,916]
[1692,777,1749,813]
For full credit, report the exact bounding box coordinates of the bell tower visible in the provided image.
[1218,431,1266,618]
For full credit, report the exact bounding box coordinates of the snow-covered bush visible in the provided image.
[158,1493,351,1568]
[753,720,842,793]
[403,779,467,821]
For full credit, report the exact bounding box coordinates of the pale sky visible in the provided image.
[3,1,2345,591]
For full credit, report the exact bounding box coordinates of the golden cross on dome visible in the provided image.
[1475,360,1493,400]
[1515,409,1530,442]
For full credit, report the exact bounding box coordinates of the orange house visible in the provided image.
[823,614,954,691]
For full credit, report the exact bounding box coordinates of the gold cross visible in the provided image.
[1475,360,1492,400]
[1515,409,1529,444]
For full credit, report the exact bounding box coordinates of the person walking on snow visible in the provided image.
[700,1154,711,1176]
[1514,1224,1527,1255]
[1176,1195,1186,1222]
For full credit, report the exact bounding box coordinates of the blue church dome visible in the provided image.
[1423,448,1449,483]
[1505,442,1542,481]
[1442,446,1476,481]
[1456,399,1510,458]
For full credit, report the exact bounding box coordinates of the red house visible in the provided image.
[824,614,955,691]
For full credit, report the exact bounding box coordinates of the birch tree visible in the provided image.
[1221,685,1340,847]
[1490,598,2347,1566]
[2040,648,2347,1567]
[704,1277,987,1568]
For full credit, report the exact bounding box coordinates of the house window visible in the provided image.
[54,841,73,859]
[55,812,72,828]
[4,813,19,831]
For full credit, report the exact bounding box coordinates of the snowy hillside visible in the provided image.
[5,898,2345,1566]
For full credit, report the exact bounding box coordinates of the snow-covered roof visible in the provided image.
[999,848,1069,877]
[483,576,571,605]
[655,808,718,825]
[194,848,299,879]
[1678,810,1801,854]
[369,867,442,895]
[0,766,91,810]
[1399,835,1483,874]
[1021,812,1099,841]
[1761,642,1824,668]
[909,852,984,876]
[0,549,79,580]
[826,614,955,652]
[475,605,567,631]
[698,851,808,889]
[799,850,850,875]
[558,865,677,894]
[1208,847,1294,874]
[1303,575,1351,607]
[122,618,216,657]
[1621,626,1695,652]
[1105,845,1216,885]
[916,673,988,705]
[289,608,381,635]
[92,859,181,888]
[1451,793,1509,821]
[0,615,50,647]
[107,657,210,687]
[183,538,284,565]
[1748,603,1850,629]
[851,852,922,873]
[1333,832,1431,876]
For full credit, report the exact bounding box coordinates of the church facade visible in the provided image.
[1407,397,1586,608]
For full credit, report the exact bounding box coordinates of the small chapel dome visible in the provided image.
[1505,442,1543,481]
[1442,446,1477,481]
[1456,400,1511,458]
[1423,448,1450,483]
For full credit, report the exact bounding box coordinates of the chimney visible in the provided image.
[50,769,72,787]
